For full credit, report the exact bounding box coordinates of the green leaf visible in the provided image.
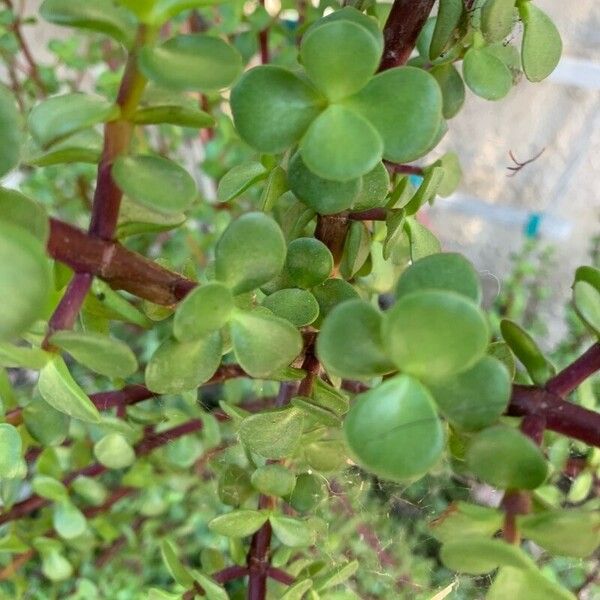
[262,288,319,327]
[500,319,555,384]
[403,166,444,215]
[112,155,196,215]
[94,433,136,469]
[573,281,600,336]
[270,515,315,547]
[395,252,482,303]
[0,423,22,478]
[50,330,137,378]
[41,550,73,581]
[161,539,194,587]
[287,473,327,512]
[425,356,511,431]
[429,502,503,543]
[351,161,390,211]
[487,341,516,379]
[132,105,214,128]
[139,34,242,92]
[231,66,324,153]
[291,396,340,427]
[285,237,333,289]
[384,290,489,379]
[208,510,268,538]
[300,19,381,101]
[0,187,48,243]
[217,162,268,203]
[340,221,371,279]
[53,501,86,539]
[520,3,562,82]
[145,333,222,394]
[24,129,103,167]
[28,93,119,148]
[38,356,101,423]
[0,343,50,369]
[300,104,383,182]
[71,476,107,506]
[23,397,70,446]
[260,166,288,212]
[430,64,466,119]
[251,465,296,497]
[0,85,21,177]
[346,67,443,164]
[440,536,534,574]
[313,560,359,591]
[430,0,463,59]
[287,153,361,215]
[312,379,349,416]
[40,0,136,46]
[466,425,548,489]
[488,566,576,600]
[519,510,600,558]
[463,48,512,101]
[174,283,234,341]
[0,222,51,341]
[239,407,304,459]
[217,465,253,507]
[32,476,68,502]
[281,579,313,600]
[344,375,444,481]
[312,278,359,325]
[148,0,228,25]
[317,299,395,379]
[215,212,286,294]
[433,151,463,196]
[192,571,230,600]
[405,217,442,261]
[481,0,516,42]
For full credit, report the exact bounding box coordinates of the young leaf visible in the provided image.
[0,424,22,478]
[50,330,138,378]
[262,288,319,327]
[429,0,463,59]
[231,66,324,153]
[53,501,87,539]
[139,34,242,92]
[351,161,390,211]
[217,162,268,203]
[573,281,600,336]
[32,476,68,502]
[313,560,359,591]
[145,333,222,394]
[41,551,73,582]
[208,510,269,538]
[161,539,194,587]
[173,283,234,341]
[0,85,21,177]
[0,222,51,341]
[38,356,101,423]
[270,515,315,547]
[287,473,327,512]
[300,104,383,182]
[462,48,512,101]
[291,396,340,427]
[429,502,503,543]
[481,0,517,42]
[112,155,197,215]
[251,465,296,497]
[300,20,381,101]
[466,425,548,490]
[344,375,444,481]
[317,299,395,379]
[238,407,304,459]
[425,356,511,431]
[192,571,230,600]
[94,433,136,469]
[132,105,214,128]
[215,213,286,294]
[280,579,313,600]
[405,217,442,261]
[340,221,371,279]
[285,237,333,289]
[28,93,119,148]
[218,465,253,507]
[519,3,562,82]
[346,67,443,164]
[383,290,489,379]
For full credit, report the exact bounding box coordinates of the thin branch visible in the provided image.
[267,567,295,585]
[45,272,93,341]
[384,161,425,176]
[213,565,249,584]
[506,147,545,177]
[545,342,600,397]
[258,0,270,64]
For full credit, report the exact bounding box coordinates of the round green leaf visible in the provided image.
[481,0,517,43]
[41,551,73,582]
[300,104,383,182]
[0,188,49,243]
[463,48,512,101]
[270,515,315,547]
[32,476,68,502]
[425,356,510,431]
[251,465,296,497]
[312,278,359,325]
[215,212,286,294]
[520,3,562,82]
[262,288,319,327]
[145,333,222,394]
[287,473,327,512]
[174,283,234,341]
[344,375,444,481]
[383,290,489,379]
[71,476,107,506]
[573,280,600,336]
[231,66,324,153]
[0,424,22,478]
[429,0,463,59]
[218,465,253,507]
[395,252,482,303]
[208,510,268,538]
[351,161,390,211]
[28,93,119,148]
[53,502,87,539]
[0,222,51,341]
[112,155,197,215]
[0,85,21,177]
[317,299,395,379]
[230,309,302,378]
[139,34,242,92]
[346,67,443,164]
[300,20,381,101]
[50,330,137,378]
[287,153,361,215]
[38,355,101,423]
[217,162,267,203]
[466,425,548,489]
[23,397,70,446]
[488,566,576,600]
[430,63,466,119]
[94,433,136,469]
[285,237,333,289]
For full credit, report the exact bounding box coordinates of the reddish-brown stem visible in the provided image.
[379,0,436,71]
[0,549,35,580]
[247,495,275,600]
[384,161,425,176]
[501,490,530,545]
[258,0,270,63]
[519,413,546,446]
[348,208,387,222]
[315,214,349,271]
[213,565,249,584]
[545,343,600,397]
[267,567,295,585]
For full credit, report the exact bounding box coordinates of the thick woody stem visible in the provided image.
[545,343,600,397]
[247,495,275,600]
